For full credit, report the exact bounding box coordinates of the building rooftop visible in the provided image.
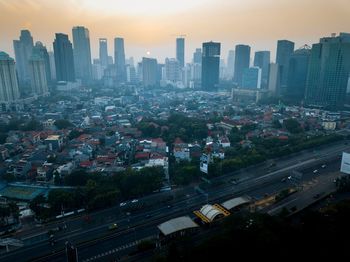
[45,135,61,140]
[221,196,251,210]
[0,52,13,61]
[158,216,199,236]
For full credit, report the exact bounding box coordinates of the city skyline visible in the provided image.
[1,0,350,62]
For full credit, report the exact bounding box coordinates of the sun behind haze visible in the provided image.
[1,0,350,61]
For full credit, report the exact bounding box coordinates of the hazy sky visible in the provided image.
[1,0,350,63]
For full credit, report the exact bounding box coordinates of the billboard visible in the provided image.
[341,152,350,174]
[200,154,209,174]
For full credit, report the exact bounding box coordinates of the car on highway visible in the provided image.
[281,178,287,182]
[119,202,127,207]
[131,199,138,203]
[321,164,327,168]
[313,169,318,174]
[108,223,118,230]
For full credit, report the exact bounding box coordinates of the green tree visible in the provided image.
[284,118,303,134]
[54,119,73,130]
[272,119,282,129]
[29,195,49,219]
[0,133,7,144]
[64,170,90,186]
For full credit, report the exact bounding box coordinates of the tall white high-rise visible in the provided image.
[226,50,235,79]
[142,57,158,87]
[268,63,280,95]
[29,54,49,96]
[13,30,34,85]
[165,58,181,83]
[0,52,20,103]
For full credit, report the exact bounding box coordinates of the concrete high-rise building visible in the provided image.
[267,63,280,96]
[226,50,235,80]
[242,67,262,89]
[201,41,221,91]
[114,37,126,83]
[182,64,192,88]
[126,64,137,84]
[193,48,202,64]
[29,54,49,96]
[13,30,34,85]
[126,57,135,67]
[286,45,311,102]
[276,40,295,89]
[53,33,75,82]
[165,58,181,83]
[157,63,164,84]
[0,52,20,103]
[191,63,201,82]
[234,44,251,87]
[92,61,103,81]
[32,42,51,84]
[48,51,56,80]
[254,51,270,89]
[72,26,92,84]
[176,38,185,68]
[305,33,350,109]
[142,57,158,87]
[99,38,108,68]
[220,59,226,80]
[108,56,113,65]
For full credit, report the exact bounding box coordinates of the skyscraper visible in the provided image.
[193,48,202,64]
[268,63,280,96]
[234,44,251,87]
[201,41,221,91]
[0,52,20,103]
[29,54,49,96]
[13,30,34,85]
[226,50,235,80]
[286,45,311,102]
[242,67,262,89]
[48,51,56,80]
[53,33,75,82]
[276,40,295,89]
[114,37,126,83]
[32,41,51,84]
[305,33,350,109]
[176,38,185,68]
[99,38,108,68]
[254,51,270,89]
[72,26,92,84]
[142,57,158,87]
[165,58,181,83]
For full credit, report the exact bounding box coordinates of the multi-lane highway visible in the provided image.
[0,140,348,262]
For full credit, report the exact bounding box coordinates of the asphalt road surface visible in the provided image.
[0,140,348,262]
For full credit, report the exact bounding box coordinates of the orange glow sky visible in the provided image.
[1,0,350,62]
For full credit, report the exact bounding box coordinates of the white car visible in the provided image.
[119,202,127,207]
[131,199,138,203]
[313,169,318,174]
[321,164,326,168]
